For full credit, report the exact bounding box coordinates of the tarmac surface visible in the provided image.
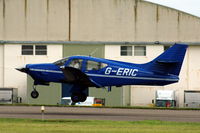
[0,106,200,122]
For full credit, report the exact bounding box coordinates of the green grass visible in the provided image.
[0,118,200,133]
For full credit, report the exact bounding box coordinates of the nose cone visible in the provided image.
[15,66,28,73]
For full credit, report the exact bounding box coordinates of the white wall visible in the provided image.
[1,44,63,102]
[105,44,163,63]
[187,46,200,90]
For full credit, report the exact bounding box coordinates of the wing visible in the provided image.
[60,67,96,87]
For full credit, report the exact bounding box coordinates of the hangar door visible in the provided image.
[0,89,12,104]
[184,91,200,108]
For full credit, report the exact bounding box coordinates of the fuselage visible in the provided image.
[24,56,179,87]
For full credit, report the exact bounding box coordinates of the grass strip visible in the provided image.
[0,118,200,133]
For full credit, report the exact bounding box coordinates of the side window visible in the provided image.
[35,45,47,55]
[120,46,132,56]
[22,45,33,55]
[68,59,82,69]
[21,45,47,55]
[134,46,146,56]
[87,61,107,71]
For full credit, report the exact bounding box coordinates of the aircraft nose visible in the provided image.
[15,66,29,73]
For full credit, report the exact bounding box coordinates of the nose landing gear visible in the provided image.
[31,85,39,99]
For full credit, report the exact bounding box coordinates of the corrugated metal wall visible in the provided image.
[0,0,200,42]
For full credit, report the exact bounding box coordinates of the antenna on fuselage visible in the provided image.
[89,48,98,57]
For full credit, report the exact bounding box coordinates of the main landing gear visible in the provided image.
[31,85,39,99]
[71,92,87,103]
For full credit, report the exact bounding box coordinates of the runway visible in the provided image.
[0,106,200,122]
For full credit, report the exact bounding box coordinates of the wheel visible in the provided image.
[31,90,39,99]
[79,93,87,102]
[71,93,87,103]
[71,93,81,103]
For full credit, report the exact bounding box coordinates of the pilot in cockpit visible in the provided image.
[71,59,81,69]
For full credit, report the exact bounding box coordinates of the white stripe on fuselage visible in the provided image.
[86,73,178,82]
[29,68,63,73]
[29,68,178,82]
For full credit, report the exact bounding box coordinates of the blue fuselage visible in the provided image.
[25,56,179,87]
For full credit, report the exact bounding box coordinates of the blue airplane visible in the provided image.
[16,44,188,103]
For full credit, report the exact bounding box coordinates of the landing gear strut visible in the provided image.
[71,93,87,103]
[31,85,39,99]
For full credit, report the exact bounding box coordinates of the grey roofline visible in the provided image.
[0,40,199,46]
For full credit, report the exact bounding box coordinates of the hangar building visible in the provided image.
[0,0,200,107]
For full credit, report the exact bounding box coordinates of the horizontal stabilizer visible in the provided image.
[156,60,179,64]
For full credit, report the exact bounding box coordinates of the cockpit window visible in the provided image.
[86,60,107,71]
[68,59,83,69]
[53,58,69,66]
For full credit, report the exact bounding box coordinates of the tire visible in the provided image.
[80,93,87,102]
[31,90,39,99]
[71,93,81,103]
[71,93,87,103]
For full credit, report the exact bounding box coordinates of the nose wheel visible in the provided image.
[31,85,39,99]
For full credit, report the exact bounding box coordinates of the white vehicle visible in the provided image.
[61,97,104,106]
[155,90,176,107]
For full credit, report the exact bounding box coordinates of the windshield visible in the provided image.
[53,57,69,66]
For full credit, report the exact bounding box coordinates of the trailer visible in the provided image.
[155,90,176,107]
[61,97,105,106]
[0,88,18,104]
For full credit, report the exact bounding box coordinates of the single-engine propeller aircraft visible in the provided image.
[16,44,188,103]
